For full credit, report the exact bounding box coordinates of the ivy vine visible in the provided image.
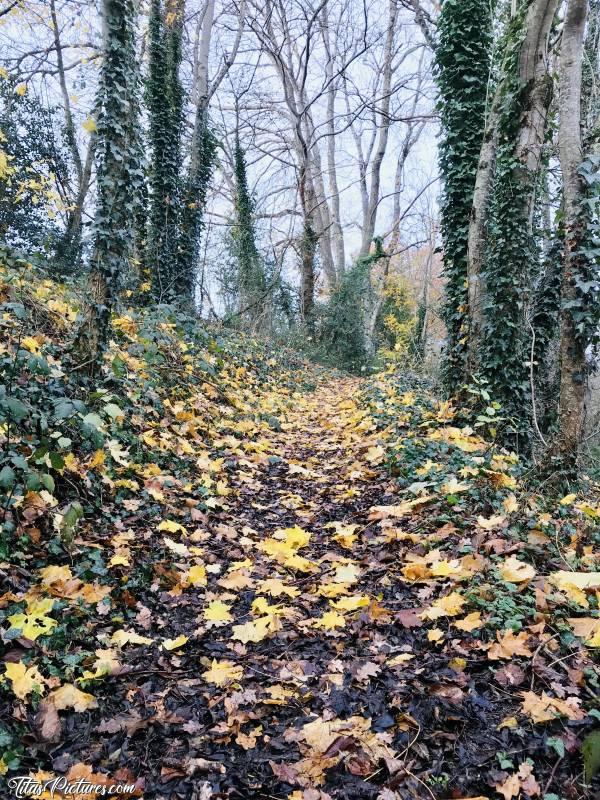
[435,0,492,394]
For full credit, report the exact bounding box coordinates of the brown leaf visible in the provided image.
[270,760,301,785]
[347,752,374,776]
[396,609,424,628]
[322,735,358,758]
[35,700,61,742]
[494,663,526,687]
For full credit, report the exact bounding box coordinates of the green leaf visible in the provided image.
[582,730,600,782]
[82,412,104,430]
[1,396,29,421]
[40,473,55,492]
[0,465,16,489]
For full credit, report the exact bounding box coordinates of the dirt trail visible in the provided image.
[102,377,504,799]
[11,378,586,800]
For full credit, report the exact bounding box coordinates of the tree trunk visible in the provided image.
[73,0,141,373]
[479,0,559,425]
[466,92,500,377]
[299,168,317,327]
[553,0,589,473]
[322,4,345,276]
[358,0,398,258]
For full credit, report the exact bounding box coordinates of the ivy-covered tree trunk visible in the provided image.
[233,137,267,331]
[298,166,317,329]
[466,86,501,377]
[176,0,218,307]
[435,0,492,394]
[177,107,216,306]
[146,0,185,303]
[480,0,559,437]
[73,0,142,373]
[551,0,591,475]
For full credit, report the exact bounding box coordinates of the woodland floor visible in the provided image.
[3,374,598,800]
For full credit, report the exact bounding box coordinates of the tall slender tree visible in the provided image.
[232,136,267,330]
[72,0,142,373]
[480,0,559,435]
[552,0,593,474]
[146,0,185,302]
[435,0,493,394]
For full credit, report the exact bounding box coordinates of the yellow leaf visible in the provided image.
[388,653,414,666]
[185,564,207,587]
[427,628,444,643]
[313,610,346,630]
[365,445,385,464]
[550,571,600,607]
[560,493,577,505]
[15,83,27,96]
[163,536,189,556]
[499,556,535,583]
[162,635,188,651]
[503,494,519,513]
[274,525,311,549]
[8,598,57,641]
[231,616,272,643]
[109,552,130,567]
[111,629,153,647]
[332,563,360,584]
[202,659,244,686]
[158,519,187,534]
[454,611,482,632]
[4,661,46,700]
[204,600,232,623]
[421,591,465,620]
[21,335,43,354]
[82,116,97,133]
[257,578,299,598]
[39,565,73,585]
[440,477,470,494]
[49,684,97,712]
[568,617,600,646]
[331,595,370,612]
[476,514,505,531]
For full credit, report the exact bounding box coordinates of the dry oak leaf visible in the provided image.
[487,630,533,660]
[35,700,61,742]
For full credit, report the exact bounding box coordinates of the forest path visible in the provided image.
[99,376,505,799]
[11,376,582,800]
